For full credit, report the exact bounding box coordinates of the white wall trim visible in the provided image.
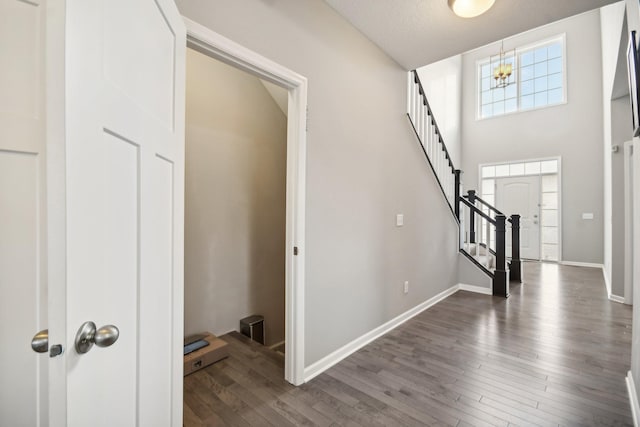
[603,265,613,297]
[627,371,640,427]
[303,285,459,382]
[624,141,634,305]
[268,340,286,350]
[559,261,604,269]
[600,265,627,304]
[458,283,493,295]
[183,17,308,386]
[609,294,626,304]
[303,284,492,382]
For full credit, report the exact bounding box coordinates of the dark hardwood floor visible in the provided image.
[184,262,633,426]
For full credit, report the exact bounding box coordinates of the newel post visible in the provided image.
[467,190,476,243]
[510,214,522,283]
[454,170,462,220]
[494,214,510,298]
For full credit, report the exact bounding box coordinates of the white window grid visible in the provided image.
[477,35,566,120]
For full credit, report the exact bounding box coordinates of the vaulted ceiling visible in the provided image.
[323,0,623,70]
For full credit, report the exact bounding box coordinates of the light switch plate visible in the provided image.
[582,213,594,220]
[396,214,404,227]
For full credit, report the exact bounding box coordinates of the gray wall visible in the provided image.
[460,9,605,265]
[184,48,287,346]
[176,0,461,367]
[457,254,492,290]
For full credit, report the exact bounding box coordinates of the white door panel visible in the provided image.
[52,0,185,425]
[0,0,47,426]
[496,176,541,260]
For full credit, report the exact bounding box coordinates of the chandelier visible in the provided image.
[491,40,515,89]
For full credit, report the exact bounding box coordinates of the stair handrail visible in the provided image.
[460,194,510,297]
[463,190,505,217]
[460,189,522,295]
[407,70,458,217]
[412,71,455,169]
[407,70,521,296]
[460,197,496,224]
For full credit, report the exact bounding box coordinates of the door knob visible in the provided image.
[75,321,119,354]
[31,329,49,353]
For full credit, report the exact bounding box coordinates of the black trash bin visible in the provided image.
[240,315,264,345]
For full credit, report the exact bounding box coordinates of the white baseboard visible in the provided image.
[268,340,285,350]
[303,284,459,382]
[458,283,493,295]
[303,284,495,382]
[601,266,627,304]
[603,266,612,299]
[560,260,604,269]
[627,371,640,427]
[609,294,626,304]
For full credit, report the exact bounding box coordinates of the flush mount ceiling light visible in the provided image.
[447,0,495,18]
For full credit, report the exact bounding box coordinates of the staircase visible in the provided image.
[407,70,522,297]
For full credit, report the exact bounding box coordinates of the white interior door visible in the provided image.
[496,176,541,260]
[0,0,48,425]
[49,1,186,425]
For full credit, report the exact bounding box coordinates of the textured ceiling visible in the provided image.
[323,0,623,69]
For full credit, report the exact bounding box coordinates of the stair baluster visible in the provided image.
[407,69,520,297]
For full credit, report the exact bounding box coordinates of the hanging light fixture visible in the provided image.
[447,0,495,18]
[491,40,515,89]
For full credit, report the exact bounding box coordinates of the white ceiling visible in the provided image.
[323,0,622,69]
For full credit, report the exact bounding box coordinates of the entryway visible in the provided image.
[184,19,307,386]
[183,45,287,370]
[496,175,540,259]
[480,158,561,261]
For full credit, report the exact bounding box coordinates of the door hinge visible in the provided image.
[294,246,299,256]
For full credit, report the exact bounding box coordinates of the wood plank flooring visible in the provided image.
[184,262,633,426]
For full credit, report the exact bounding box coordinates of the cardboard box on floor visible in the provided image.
[183,333,228,376]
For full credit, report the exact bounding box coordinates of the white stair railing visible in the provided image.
[407,71,457,214]
[408,70,517,297]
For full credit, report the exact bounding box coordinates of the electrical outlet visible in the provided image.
[403,281,409,294]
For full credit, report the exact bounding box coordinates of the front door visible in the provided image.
[48,1,186,425]
[495,175,541,260]
[0,1,47,425]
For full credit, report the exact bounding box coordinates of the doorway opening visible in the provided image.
[184,46,288,359]
[183,19,307,386]
[479,157,561,262]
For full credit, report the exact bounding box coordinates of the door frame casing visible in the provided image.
[46,0,68,424]
[478,156,563,262]
[624,141,634,305]
[184,18,307,385]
